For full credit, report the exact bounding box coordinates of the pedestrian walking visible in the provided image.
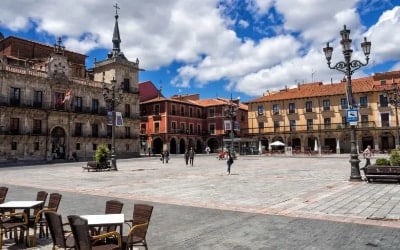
[205,146,211,154]
[184,149,189,166]
[189,147,195,166]
[164,150,170,164]
[226,151,234,175]
[361,145,372,170]
[160,151,165,164]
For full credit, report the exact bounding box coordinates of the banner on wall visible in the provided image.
[107,111,124,126]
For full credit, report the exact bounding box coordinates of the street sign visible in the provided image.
[346,109,359,123]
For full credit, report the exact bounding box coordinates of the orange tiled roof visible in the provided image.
[193,97,248,110]
[249,71,400,103]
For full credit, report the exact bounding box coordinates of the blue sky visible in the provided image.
[1,0,399,102]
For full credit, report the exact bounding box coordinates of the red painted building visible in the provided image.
[138,81,248,155]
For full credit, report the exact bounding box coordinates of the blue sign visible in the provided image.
[346,109,359,122]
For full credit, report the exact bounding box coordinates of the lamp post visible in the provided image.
[225,95,239,154]
[103,77,123,170]
[186,129,190,151]
[323,25,371,181]
[387,82,400,148]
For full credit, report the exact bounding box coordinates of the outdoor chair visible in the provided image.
[29,192,62,246]
[99,200,124,234]
[121,204,153,250]
[0,210,29,249]
[30,191,48,221]
[6,190,48,241]
[44,211,74,250]
[67,215,121,250]
[0,187,8,204]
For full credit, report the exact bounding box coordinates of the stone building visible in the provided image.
[0,9,141,164]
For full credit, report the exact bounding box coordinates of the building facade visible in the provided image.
[0,10,141,164]
[138,87,248,155]
[247,71,400,154]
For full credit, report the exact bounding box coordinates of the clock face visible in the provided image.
[50,54,69,77]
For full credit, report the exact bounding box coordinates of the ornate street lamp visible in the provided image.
[103,77,123,170]
[186,129,190,150]
[323,25,371,181]
[225,95,240,154]
[387,82,400,148]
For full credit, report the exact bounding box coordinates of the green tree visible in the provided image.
[95,144,110,163]
[390,149,400,166]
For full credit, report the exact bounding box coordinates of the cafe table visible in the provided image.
[81,213,124,236]
[0,200,44,217]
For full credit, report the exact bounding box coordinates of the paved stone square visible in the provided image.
[1,154,400,249]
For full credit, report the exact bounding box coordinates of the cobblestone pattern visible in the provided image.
[2,154,400,249]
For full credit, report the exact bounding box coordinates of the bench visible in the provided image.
[82,161,111,172]
[363,166,400,183]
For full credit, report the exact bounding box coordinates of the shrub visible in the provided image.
[390,149,400,166]
[375,158,390,166]
[95,144,110,163]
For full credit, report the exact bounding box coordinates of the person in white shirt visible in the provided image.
[362,145,372,170]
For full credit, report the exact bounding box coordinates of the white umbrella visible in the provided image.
[314,138,318,152]
[336,139,340,154]
[270,141,285,146]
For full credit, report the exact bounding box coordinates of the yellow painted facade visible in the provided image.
[247,71,400,154]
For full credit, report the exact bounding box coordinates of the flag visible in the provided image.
[116,112,123,126]
[62,89,72,103]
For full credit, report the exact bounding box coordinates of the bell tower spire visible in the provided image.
[109,3,123,58]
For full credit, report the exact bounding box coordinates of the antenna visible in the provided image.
[311,69,315,82]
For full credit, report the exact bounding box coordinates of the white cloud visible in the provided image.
[0,0,398,99]
[238,19,249,28]
[365,6,400,63]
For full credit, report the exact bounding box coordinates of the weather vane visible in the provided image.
[113,2,120,16]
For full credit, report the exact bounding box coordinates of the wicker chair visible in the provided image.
[0,187,8,204]
[122,204,153,250]
[33,191,48,216]
[44,211,74,250]
[6,190,48,241]
[68,215,121,250]
[29,193,62,246]
[0,210,29,249]
[101,200,124,234]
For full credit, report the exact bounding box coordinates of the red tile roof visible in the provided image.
[139,81,162,102]
[249,71,400,103]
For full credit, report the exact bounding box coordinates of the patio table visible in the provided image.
[81,213,124,236]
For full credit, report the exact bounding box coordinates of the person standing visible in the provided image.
[226,151,234,175]
[205,146,211,155]
[362,145,372,170]
[189,147,195,166]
